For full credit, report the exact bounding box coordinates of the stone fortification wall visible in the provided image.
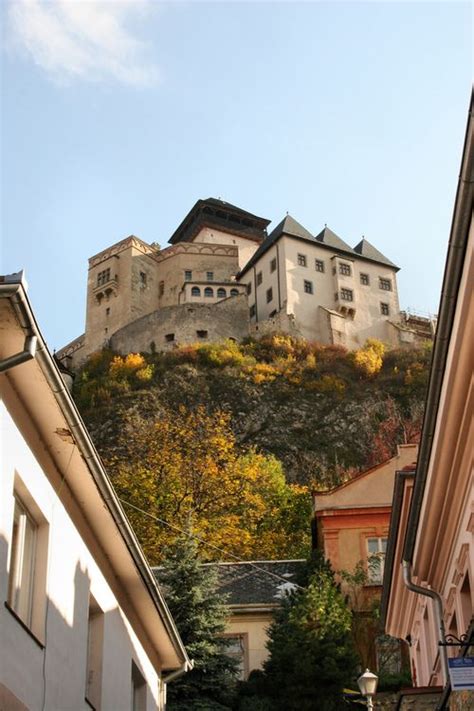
[109,294,249,354]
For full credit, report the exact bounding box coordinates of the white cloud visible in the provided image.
[6,0,159,87]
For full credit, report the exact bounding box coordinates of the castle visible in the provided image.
[57,198,434,369]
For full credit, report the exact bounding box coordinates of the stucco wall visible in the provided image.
[110,294,249,354]
[0,403,163,711]
[196,227,260,269]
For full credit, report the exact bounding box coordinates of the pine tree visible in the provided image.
[159,533,237,710]
[239,552,357,711]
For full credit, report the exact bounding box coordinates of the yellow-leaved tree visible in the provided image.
[106,406,311,564]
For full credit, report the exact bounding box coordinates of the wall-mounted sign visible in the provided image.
[448,658,474,690]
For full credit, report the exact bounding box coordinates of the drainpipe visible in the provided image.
[162,659,194,684]
[402,560,449,682]
[0,335,37,373]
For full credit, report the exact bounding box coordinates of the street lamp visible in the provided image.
[357,668,378,710]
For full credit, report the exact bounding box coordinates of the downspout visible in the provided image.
[0,335,37,373]
[162,659,194,684]
[253,266,258,323]
[402,560,449,682]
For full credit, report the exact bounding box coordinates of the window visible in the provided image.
[206,271,214,282]
[340,288,353,302]
[85,595,104,709]
[297,253,307,267]
[184,270,192,281]
[380,302,390,316]
[139,271,147,287]
[230,288,239,297]
[225,634,247,680]
[339,263,351,276]
[196,330,208,339]
[191,286,201,297]
[379,277,392,291]
[8,498,37,627]
[105,307,110,316]
[246,283,252,295]
[217,288,227,298]
[249,304,256,318]
[158,281,164,297]
[304,280,313,294]
[270,257,277,273]
[360,273,370,285]
[266,288,273,303]
[165,333,175,342]
[204,287,214,298]
[367,537,387,584]
[131,661,146,711]
[97,268,110,286]
[257,271,263,286]
[315,259,325,273]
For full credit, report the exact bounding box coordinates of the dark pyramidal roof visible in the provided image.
[353,237,399,269]
[240,212,399,275]
[213,560,306,606]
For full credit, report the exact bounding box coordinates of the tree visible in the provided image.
[108,405,311,564]
[238,553,357,711]
[159,533,237,710]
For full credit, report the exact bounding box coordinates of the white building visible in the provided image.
[0,272,191,711]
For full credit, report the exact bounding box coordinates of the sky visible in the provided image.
[1,0,472,352]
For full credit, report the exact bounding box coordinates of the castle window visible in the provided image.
[304,280,314,294]
[140,271,147,286]
[379,277,392,291]
[159,281,164,297]
[247,283,252,295]
[266,288,273,303]
[367,537,387,584]
[340,288,353,301]
[270,257,277,273]
[249,304,256,318]
[360,273,370,285]
[165,333,175,342]
[196,330,208,339]
[339,263,351,276]
[257,271,263,286]
[297,253,307,267]
[206,272,214,282]
[380,302,390,316]
[97,268,110,286]
[106,308,110,316]
[191,287,201,297]
[185,270,192,281]
[230,288,239,297]
[204,287,214,298]
[217,288,226,298]
[315,259,325,273]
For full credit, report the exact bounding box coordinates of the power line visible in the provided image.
[119,497,304,590]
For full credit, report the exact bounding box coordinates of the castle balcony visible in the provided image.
[93,276,119,303]
[182,280,246,304]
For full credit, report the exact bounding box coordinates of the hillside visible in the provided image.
[74,335,430,489]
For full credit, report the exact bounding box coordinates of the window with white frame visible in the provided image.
[367,537,387,584]
[8,498,37,627]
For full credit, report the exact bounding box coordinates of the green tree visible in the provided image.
[239,554,357,711]
[159,533,237,710]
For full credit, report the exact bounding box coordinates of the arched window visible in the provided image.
[204,287,214,298]
[217,288,226,299]
[191,286,201,297]
[230,288,239,297]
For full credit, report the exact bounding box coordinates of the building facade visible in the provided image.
[58,198,434,370]
[0,273,191,711]
[381,94,473,710]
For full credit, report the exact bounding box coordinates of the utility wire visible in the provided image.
[119,498,304,590]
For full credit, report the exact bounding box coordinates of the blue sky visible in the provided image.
[1,1,472,351]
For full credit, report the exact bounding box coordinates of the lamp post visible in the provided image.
[357,668,378,710]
